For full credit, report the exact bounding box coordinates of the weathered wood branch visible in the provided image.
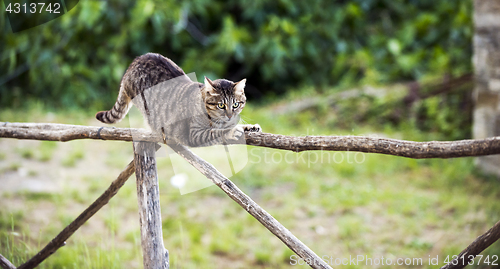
[0,254,16,269]
[440,220,500,269]
[244,133,500,158]
[17,160,136,269]
[2,122,500,158]
[0,122,162,143]
[133,142,169,269]
[167,142,332,269]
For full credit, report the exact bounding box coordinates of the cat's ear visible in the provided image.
[234,79,246,95]
[204,76,219,96]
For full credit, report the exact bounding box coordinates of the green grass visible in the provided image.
[61,148,85,167]
[4,162,21,172]
[37,141,58,162]
[105,145,133,169]
[1,93,500,269]
[20,192,63,202]
[0,211,24,230]
[16,147,34,159]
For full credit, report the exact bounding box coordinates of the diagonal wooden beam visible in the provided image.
[167,142,333,269]
[0,254,16,269]
[440,220,500,269]
[16,160,136,269]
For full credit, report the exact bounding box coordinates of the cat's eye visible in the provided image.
[217,103,225,109]
[233,102,240,109]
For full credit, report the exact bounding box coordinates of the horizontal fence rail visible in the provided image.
[2,122,500,158]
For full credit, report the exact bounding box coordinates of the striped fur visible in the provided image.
[95,91,131,123]
[96,53,260,147]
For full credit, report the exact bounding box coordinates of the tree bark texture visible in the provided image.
[2,122,500,159]
[0,254,16,269]
[133,142,169,269]
[473,0,500,175]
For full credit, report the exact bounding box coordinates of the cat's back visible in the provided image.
[129,53,185,78]
[122,53,187,98]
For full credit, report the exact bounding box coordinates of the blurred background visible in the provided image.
[2,0,500,268]
[2,0,472,118]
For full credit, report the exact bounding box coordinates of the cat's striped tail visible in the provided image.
[95,91,131,124]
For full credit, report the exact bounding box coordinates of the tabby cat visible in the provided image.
[96,53,261,147]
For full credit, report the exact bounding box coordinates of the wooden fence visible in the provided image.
[1,122,500,269]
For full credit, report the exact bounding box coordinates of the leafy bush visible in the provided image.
[1,0,472,109]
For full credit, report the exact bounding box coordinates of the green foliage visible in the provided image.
[414,90,472,140]
[1,0,472,109]
[322,81,473,140]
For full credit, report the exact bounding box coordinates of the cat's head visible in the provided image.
[203,77,246,125]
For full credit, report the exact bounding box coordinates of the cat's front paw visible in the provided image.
[242,124,262,133]
[225,126,244,141]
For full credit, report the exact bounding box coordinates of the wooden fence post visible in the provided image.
[133,142,169,269]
